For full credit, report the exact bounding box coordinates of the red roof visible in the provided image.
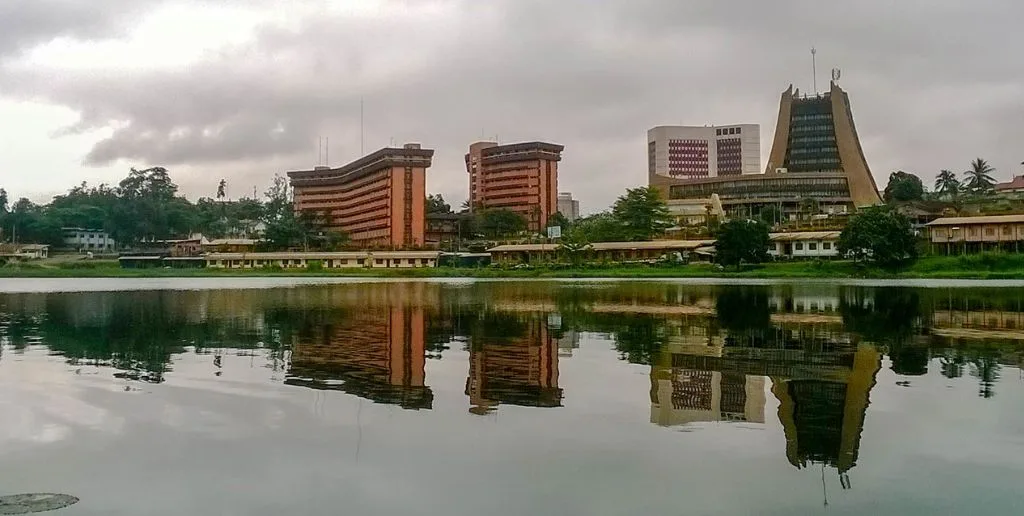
[995,175,1024,191]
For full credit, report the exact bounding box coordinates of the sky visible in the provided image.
[1,0,1022,214]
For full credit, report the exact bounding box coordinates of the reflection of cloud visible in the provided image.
[0,366,125,446]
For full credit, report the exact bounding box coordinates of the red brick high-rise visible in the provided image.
[465,141,563,232]
[288,144,432,248]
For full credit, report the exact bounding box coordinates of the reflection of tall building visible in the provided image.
[465,318,562,414]
[772,345,881,475]
[286,306,432,410]
[650,367,766,426]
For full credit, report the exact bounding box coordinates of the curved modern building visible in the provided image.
[653,81,882,216]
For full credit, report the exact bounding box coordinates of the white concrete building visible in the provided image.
[768,231,841,259]
[205,251,440,269]
[62,228,116,252]
[556,192,580,222]
[648,124,760,180]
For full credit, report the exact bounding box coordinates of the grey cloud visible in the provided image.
[0,0,163,59]
[2,0,1023,212]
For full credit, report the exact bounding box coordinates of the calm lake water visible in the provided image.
[1,278,1023,515]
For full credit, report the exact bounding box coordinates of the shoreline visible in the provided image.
[3,256,1024,280]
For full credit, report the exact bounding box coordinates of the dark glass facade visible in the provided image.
[784,96,842,173]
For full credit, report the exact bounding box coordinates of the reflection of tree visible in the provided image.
[613,315,667,365]
[840,287,921,344]
[715,286,772,347]
[888,343,929,376]
[840,287,929,375]
[939,349,966,379]
[970,353,1000,399]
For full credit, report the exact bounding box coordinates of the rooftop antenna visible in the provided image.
[360,98,365,155]
[317,137,323,166]
[325,136,329,166]
[811,47,818,95]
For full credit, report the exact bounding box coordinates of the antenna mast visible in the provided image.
[360,98,365,155]
[811,47,818,95]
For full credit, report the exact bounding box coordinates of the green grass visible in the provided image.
[3,253,1024,279]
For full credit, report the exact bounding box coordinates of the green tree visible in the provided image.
[715,219,770,270]
[798,197,820,222]
[476,209,527,239]
[758,204,782,227]
[963,158,996,193]
[883,170,925,203]
[611,186,672,241]
[216,179,227,201]
[426,194,451,214]
[837,206,917,269]
[568,212,626,243]
[546,211,570,230]
[934,169,961,199]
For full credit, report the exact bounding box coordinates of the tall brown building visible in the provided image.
[466,141,563,232]
[288,144,433,249]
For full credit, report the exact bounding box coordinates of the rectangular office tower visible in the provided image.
[288,143,433,249]
[647,124,760,180]
[466,141,564,232]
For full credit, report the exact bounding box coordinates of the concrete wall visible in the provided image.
[769,239,840,258]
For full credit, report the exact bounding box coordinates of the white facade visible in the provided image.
[62,228,116,251]
[768,232,841,259]
[205,251,440,269]
[648,124,760,179]
[556,192,580,222]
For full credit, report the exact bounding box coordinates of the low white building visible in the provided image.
[0,244,49,260]
[62,227,116,252]
[768,231,841,259]
[205,251,440,269]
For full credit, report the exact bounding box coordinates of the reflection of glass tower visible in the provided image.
[286,306,432,410]
[772,345,881,476]
[650,367,766,426]
[465,319,562,414]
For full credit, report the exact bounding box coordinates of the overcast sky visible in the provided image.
[1,0,1021,213]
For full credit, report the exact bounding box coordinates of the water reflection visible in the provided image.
[1,281,1023,484]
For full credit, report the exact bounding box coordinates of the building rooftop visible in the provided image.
[926,214,1024,226]
[488,240,715,253]
[995,176,1024,191]
[288,145,434,186]
[769,231,842,241]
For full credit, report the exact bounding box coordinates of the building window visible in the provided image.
[795,243,804,251]
[736,127,741,134]
[823,242,832,250]
[716,129,722,136]
[809,243,818,251]
[985,227,995,236]
[375,259,383,265]
[1003,226,1012,236]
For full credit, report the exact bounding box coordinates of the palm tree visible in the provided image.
[934,169,960,198]
[963,158,996,193]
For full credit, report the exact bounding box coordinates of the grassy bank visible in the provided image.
[3,253,1024,279]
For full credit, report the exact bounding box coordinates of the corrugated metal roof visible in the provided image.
[769,231,842,241]
[205,251,440,260]
[488,240,714,252]
[926,214,1024,226]
[205,238,258,246]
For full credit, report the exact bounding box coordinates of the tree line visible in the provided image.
[0,168,341,250]
[882,157,1007,203]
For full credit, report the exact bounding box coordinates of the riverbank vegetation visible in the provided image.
[4,252,1024,279]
